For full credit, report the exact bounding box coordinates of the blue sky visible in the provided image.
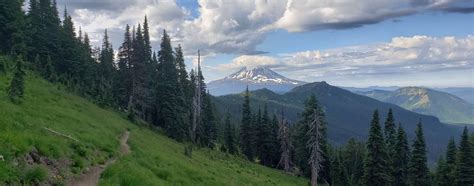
[56,0,473,87]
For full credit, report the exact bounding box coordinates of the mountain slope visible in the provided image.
[359,87,474,124]
[0,70,307,184]
[213,82,463,163]
[208,67,305,96]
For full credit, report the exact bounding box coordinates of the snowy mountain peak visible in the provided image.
[207,66,306,96]
[226,66,302,85]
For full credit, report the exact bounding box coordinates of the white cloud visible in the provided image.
[218,35,474,85]
[216,55,280,71]
[57,0,473,56]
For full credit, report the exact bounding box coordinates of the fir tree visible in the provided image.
[116,24,133,113]
[342,138,366,186]
[200,92,217,149]
[258,105,273,166]
[156,30,186,140]
[384,108,397,184]
[445,138,457,184]
[408,121,430,186]
[0,0,25,54]
[434,156,451,186]
[307,99,325,186]
[364,110,389,186]
[95,29,115,106]
[278,113,292,172]
[294,95,329,183]
[240,87,255,161]
[394,124,410,186]
[7,56,26,103]
[455,126,474,185]
[224,112,237,154]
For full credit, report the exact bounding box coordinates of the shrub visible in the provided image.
[24,166,48,184]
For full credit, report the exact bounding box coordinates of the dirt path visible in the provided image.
[67,131,130,186]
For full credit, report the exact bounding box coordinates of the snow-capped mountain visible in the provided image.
[208,67,306,96]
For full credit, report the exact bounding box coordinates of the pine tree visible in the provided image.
[240,87,255,161]
[394,124,410,186]
[7,56,25,103]
[364,110,389,186]
[408,121,430,186]
[384,108,397,184]
[224,112,237,154]
[455,126,474,185]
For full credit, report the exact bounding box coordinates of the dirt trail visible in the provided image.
[67,131,130,186]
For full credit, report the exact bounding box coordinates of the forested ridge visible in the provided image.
[1,0,474,185]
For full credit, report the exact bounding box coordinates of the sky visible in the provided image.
[53,0,474,87]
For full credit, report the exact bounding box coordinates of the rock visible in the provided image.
[0,155,4,161]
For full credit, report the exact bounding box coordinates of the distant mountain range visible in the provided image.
[357,87,474,125]
[212,82,464,164]
[207,67,306,96]
[342,86,474,104]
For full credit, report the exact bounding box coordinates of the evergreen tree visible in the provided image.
[455,126,474,185]
[306,98,326,186]
[224,112,237,154]
[445,138,457,185]
[258,105,273,166]
[7,56,25,103]
[116,24,133,112]
[342,138,366,186]
[364,110,389,186]
[131,24,151,120]
[240,87,255,161]
[156,30,186,140]
[270,114,280,167]
[408,121,430,186]
[434,156,451,186]
[278,113,292,172]
[294,95,329,184]
[0,0,25,54]
[95,29,115,106]
[384,108,397,184]
[200,92,217,149]
[394,124,410,186]
[330,149,348,186]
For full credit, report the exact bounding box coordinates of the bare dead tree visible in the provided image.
[191,50,202,143]
[307,109,323,186]
[278,112,292,172]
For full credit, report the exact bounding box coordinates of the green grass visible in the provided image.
[0,57,307,185]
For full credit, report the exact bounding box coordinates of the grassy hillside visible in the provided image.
[0,59,307,185]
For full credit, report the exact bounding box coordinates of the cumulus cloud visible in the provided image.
[217,55,280,71]
[55,0,473,56]
[218,35,474,83]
